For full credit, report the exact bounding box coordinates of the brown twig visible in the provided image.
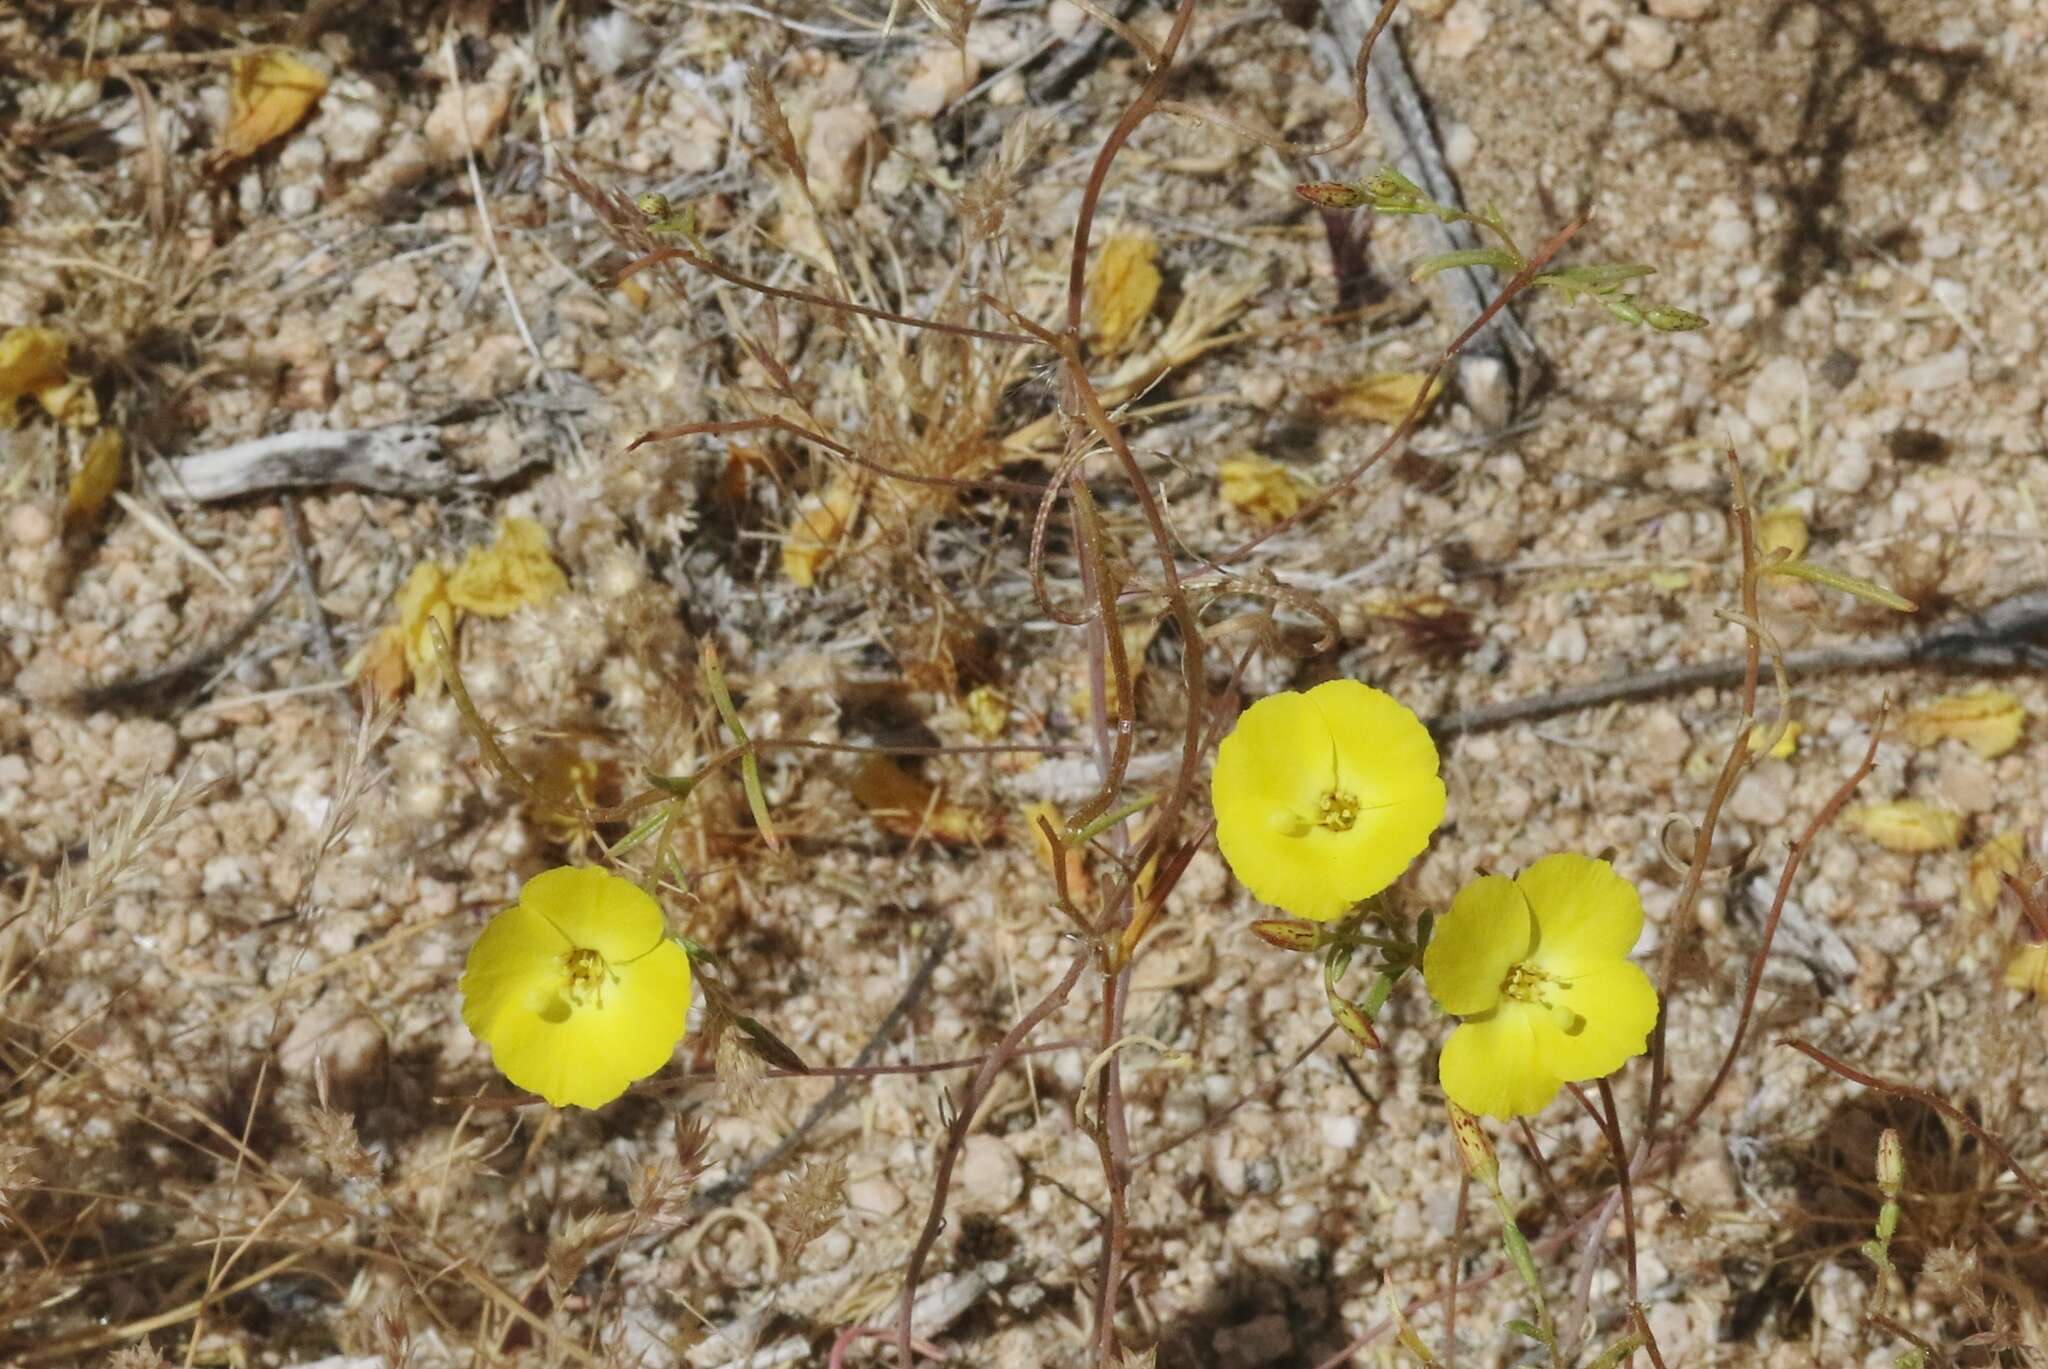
[1781,1038,2048,1216]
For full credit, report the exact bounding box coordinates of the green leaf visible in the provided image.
[1767,560,1918,612]
[1413,247,1522,281]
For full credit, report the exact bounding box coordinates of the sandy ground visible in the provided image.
[2,0,2045,1365]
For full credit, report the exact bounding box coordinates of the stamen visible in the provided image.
[1316,788,1359,832]
[562,947,611,1009]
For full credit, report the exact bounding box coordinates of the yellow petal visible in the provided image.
[1757,506,1809,562]
[782,475,861,586]
[1540,960,1660,1082]
[964,684,1009,740]
[460,901,572,1045]
[1746,720,1802,760]
[1311,678,1446,858]
[0,327,69,426]
[1322,371,1442,426]
[1518,853,1645,978]
[1967,829,2025,917]
[1212,691,1341,918]
[519,866,667,963]
[63,427,124,532]
[35,374,98,428]
[1086,233,1161,354]
[1438,1007,1562,1120]
[213,50,328,169]
[479,938,692,1108]
[1212,682,1444,921]
[1423,874,1531,1015]
[1218,454,1314,525]
[1900,690,2027,760]
[2005,943,2048,997]
[446,516,568,616]
[396,561,458,695]
[1845,801,1964,854]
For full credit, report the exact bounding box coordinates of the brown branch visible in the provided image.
[1781,1039,2048,1216]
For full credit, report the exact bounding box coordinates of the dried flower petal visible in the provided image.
[1321,371,1442,426]
[1087,233,1162,354]
[63,428,124,532]
[1967,829,2025,917]
[1901,690,2027,759]
[1218,454,1314,525]
[446,516,568,616]
[1845,801,1964,854]
[212,50,329,170]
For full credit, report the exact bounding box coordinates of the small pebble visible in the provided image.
[1887,348,1968,394]
[1824,441,1874,494]
[1619,15,1679,71]
[6,503,55,549]
[1648,0,1714,17]
[1436,0,1492,59]
[804,102,879,208]
[955,1134,1023,1213]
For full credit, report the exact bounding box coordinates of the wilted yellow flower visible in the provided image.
[1212,680,1445,921]
[1900,690,2027,759]
[1086,234,1161,353]
[783,475,861,586]
[63,428,124,532]
[1845,801,1965,854]
[1422,854,1660,1119]
[1757,506,1809,562]
[212,49,328,170]
[447,516,568,616]
[964,684,1009,740]
[2006,943,2048,997]
[1746,720,1803,759]
[1967,829,2025,916]
[0,326,95,428]
[461,866,693,1108]
[1218,454,1314,525]
[1321,370,1442,426]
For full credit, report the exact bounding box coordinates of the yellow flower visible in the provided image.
[1211,680,1445,921]
[460,866,693,1108]
[1423,854,1659,1119]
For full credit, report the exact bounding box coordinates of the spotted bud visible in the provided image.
[1448,1102,1500,1191]
[1251,919,1324,952]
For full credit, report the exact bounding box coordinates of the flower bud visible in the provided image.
[1251,918,1324,952]
[1877,1127,1904,1200]
[1296,181,1370,210]
[1327,993,1381,1049]
[1645,306,1708,332]
[1447,1102,1499,1191]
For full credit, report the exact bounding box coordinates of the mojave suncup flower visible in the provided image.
[460,865,693,1109]
[1211,679,1446,922]
[1422,853,1660,1119]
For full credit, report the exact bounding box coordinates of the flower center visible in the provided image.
[561,946,613,1009]
[1500,961,1585,1033]
[1316,787,1359,832]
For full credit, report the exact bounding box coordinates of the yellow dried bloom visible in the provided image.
[1967,829,2024,917]
[212,50,328,170]
[782,475,861,587]
[1212,680,1445,921]
[1086,234,1161,353]
[1900,690,2027,759]
[396,561,458,693]
[64,428,124,532]
[1757,506,1809,562]
[2005,943,2048,997]
[1746,720,1803,759]
[460,866,693,1109]
[0,326,91,428]
[1218,454,1315,525]
[1845,801,1965,854]
[964,684,1009,740]
[1322,370,1442,426]
[1422,854,1660,1119]
[446,516,568,616]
